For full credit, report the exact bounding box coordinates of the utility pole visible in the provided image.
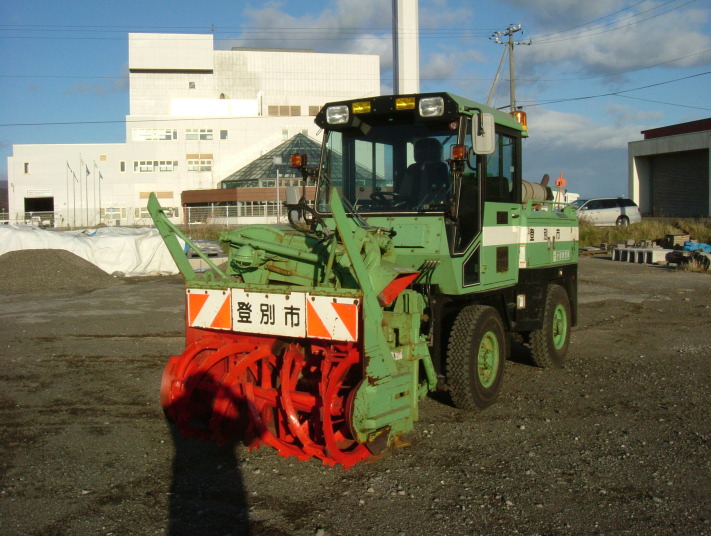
[489,25,530,112]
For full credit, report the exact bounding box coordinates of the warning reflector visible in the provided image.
[306,295,359,342]
[187,289,232,330]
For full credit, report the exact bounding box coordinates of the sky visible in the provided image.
[1,0,710,198]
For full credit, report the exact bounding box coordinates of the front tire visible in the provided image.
[447,305,506,410]
[529,285,571,368]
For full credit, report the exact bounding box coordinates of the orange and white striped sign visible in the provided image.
[186,289,232,330]
[306,295,359,342]
[187,288,360,341]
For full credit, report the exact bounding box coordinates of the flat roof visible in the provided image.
[641,117,711,140]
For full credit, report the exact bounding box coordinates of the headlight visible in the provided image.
[326,105,349,125]
[419,96,444,117]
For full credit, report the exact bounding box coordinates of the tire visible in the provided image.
[447,305,506,410]
[616,215,630,226]
[529,285,571,368]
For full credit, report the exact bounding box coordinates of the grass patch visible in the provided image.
[579,218,711,248]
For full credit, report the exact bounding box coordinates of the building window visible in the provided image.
[220,130,228,140]
[102,207,127,220]
[158,161,178,172]
[189,81,196,89]
[186,128,213,141]
[120,161,125,172]
[132,128,177,141]
[187,159,212,172]
[268,105,302,117]
[135,161,155,173]
[24,163,29,174]
[309,105,320,116]
[99,154,107,162]
[133,160,177,173]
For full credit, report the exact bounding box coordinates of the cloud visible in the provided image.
[504,1,711,76]
[528,107,643,150]
[66,63,129,96]
[228,0,391,56]
[517,106,656,197]
[227,0,482,93]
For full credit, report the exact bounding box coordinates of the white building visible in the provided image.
[7,33,380,227]
[628,118,711,217]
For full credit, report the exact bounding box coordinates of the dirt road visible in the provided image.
[1,256,709,536]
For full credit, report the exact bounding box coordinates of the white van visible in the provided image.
[572,197,641,226]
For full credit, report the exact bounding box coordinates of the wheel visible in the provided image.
[616,215,630,226]
[446,305,506,410]
[529,285,571,368]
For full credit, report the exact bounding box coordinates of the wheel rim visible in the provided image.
[477,331,500,388]
[552,304,568,349]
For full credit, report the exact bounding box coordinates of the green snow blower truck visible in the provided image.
[149,92,579,468]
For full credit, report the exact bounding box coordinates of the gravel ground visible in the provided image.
[0,252,709,536]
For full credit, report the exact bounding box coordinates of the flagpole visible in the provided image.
[98,170,103,226]
[65,162,69,228]
[84,160,90,227]
[71,166,76,228]
[79,155,83,227]
[93,161,97,226]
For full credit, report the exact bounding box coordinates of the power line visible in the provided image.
[532,0,698,44]
[529,0,651,41]
[2,47,708,84]
[616,94,711,111]
[520,70,711,107]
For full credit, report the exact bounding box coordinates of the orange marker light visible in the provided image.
[450,144,467,160]
[290,154,307,167]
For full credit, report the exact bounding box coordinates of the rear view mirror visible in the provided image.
[473,113,495,155]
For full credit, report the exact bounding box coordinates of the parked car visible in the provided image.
[571,197,641,226]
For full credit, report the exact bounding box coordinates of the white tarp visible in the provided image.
[0,225,180,277]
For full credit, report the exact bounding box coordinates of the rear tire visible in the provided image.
[616,215,630,226]
[447,305,506,410]
[529,285,571,368]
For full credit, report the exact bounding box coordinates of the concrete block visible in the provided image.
[611,247,672,265]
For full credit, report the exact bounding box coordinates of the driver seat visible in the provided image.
[401,138,450,206]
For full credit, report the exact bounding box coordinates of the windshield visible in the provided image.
[317,122,460,213]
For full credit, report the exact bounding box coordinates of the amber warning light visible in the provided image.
[511,109,528,131]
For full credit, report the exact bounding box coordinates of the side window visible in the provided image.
[586,200,602,210]
[485,133,516,201]
[601,199,618,209]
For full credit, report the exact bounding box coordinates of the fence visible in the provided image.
[3,203,302,229]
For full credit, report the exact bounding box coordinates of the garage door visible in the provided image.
[650,149,709,217]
